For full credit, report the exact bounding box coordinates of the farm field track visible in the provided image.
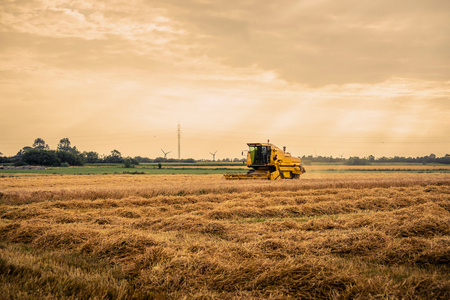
[1,173,449,299]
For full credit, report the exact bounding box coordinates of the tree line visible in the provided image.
[300,154,450,165]
[0,138,138,167]
[0,138,199,167]
[1,138,449,166]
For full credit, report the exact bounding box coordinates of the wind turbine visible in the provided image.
[210,151,217,161]
[161,149,171,159]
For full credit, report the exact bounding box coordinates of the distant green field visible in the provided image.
[1,162,449,176]
[0,166,248,176]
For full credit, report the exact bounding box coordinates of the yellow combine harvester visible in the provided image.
[224,142,306,180]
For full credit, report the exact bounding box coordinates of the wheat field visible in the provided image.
[1,172,449,299]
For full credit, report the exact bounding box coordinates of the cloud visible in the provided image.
[0,0,449,158]
[2,0,448,85]
[142,0,450,85]
[0,0,177,39]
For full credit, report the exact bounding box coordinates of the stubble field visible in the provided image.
[0,171,449,299]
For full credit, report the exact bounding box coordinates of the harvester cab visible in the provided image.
[225,142,306,180]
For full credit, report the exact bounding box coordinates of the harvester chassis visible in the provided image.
[224,161,305,180]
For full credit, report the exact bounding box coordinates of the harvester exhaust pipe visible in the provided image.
[283,146,286,152]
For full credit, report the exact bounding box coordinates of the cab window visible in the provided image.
[249,146,270,165]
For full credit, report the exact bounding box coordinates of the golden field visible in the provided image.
[1,172,449,299]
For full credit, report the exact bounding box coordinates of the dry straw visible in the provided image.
[0,173,449,298]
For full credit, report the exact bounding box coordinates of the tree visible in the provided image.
[154,157,165,163]
[22,149,61,166]
[57,138,78,153]
[0,151,11,163]
[56,150,84,166]
[123,157,138,168]
[345,156,370,165]
[111,149,121,157]
[437,154,450,164]
[32,138,49,150]
[82,151,101,163]
[15,146,32,159]
[104,149,124,163]
[134,156,152,163]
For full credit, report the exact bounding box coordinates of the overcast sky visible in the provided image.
[1,0,449,159]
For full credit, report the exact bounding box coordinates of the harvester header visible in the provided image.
[224,142,306,180]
